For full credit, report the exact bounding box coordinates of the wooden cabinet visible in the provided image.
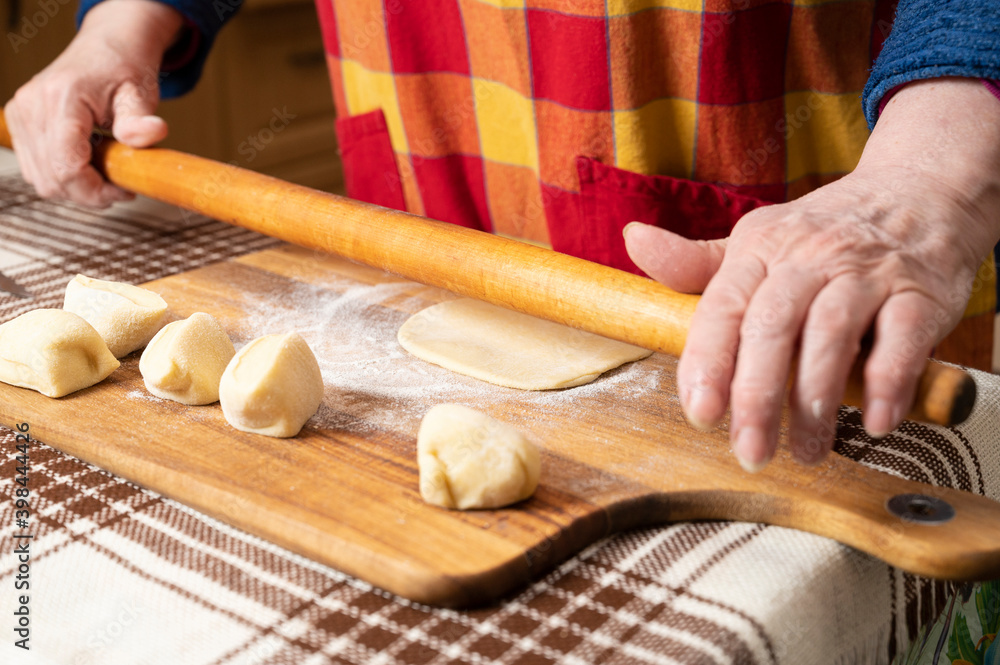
[159,0,342,192]
[0,0,343,193]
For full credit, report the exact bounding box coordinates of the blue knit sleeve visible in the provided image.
[76,0,242,99]
[863,0,1000,128]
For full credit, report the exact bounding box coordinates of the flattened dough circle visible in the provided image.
[397,299,652,390]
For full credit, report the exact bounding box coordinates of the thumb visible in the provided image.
[623,222,727,294]
[110,79,168,148]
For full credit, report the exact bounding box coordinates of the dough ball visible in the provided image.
[398,299,652,390]
[64,274,169,357]
[219,332,324,438]
[139,313,236,405]
[0,309,120,397]
[418,404,540,510]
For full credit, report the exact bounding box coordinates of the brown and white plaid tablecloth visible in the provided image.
[0,164,997,665]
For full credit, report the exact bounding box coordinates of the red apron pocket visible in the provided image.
[547,157,770,275]
[334,110,407,211]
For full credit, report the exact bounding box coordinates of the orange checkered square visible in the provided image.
[333,0,392,72]
[395,73,480,158]
[535,100,613,190]
[526,0,605,17]
[608,8,701,108]
[483,161,548,242]
[462,0,532,97]
[695,98,786,186]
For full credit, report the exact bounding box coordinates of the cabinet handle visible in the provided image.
[288,49,326,69]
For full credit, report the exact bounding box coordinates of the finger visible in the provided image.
[862,292,945,437]
[676,254,765,432]
[63,167,134,208]
[42,100,134,206]
[111,80,166,148]
[5,100,45,191]
[728,267,825,471]
[37,115,97,202]
[788,275,884,465]
[623,223,727,294]
[9,128,43,192]
[114,115,169,147]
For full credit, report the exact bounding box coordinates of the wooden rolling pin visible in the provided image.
[0,109,977,427]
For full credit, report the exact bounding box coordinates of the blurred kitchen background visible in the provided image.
[0,0,344,194]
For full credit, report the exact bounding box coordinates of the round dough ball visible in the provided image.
[64,274,168,358]
[0,309,120,397]
[418,404,540,510]
[219,332,324,438]
[139,313,236,405]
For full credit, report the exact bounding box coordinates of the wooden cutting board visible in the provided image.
[3,244,999,607]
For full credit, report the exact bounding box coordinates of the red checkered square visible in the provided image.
[527,10,611,110]
[314,0,339,57]
[871,0,898,60]
[412,154,491,231]
[698,3,793,104]
[786,2,874,93]
[705,0,785,11]
[386,0,469,74]
[695,98,786,185]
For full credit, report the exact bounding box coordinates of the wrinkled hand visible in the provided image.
[625,78,1000,471]
[5,1,182,207]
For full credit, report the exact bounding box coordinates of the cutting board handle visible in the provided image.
[0,107,978,428]
[607,450,1000,581]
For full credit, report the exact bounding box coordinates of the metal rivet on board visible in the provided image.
[886,494,955,524]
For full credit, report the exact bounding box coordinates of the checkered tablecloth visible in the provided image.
[0,160,997,665]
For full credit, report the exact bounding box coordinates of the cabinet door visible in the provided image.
[159,1,342,193]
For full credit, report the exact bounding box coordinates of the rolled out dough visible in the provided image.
[397,299,652,390]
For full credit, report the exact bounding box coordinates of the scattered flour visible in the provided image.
[224,275,669,437]
[126,388,162,403]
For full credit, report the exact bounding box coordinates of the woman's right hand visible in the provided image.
[5,0,183,207]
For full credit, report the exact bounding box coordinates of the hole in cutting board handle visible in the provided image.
[885,493,955,524]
